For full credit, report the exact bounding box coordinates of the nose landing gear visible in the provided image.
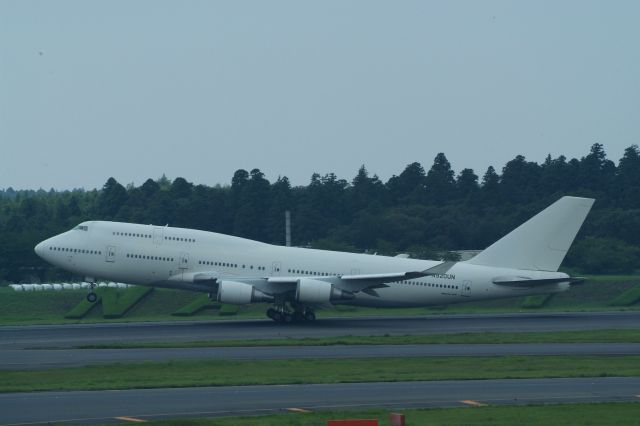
[86,280,98,303]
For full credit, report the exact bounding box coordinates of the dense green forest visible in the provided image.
[1,143,639,283]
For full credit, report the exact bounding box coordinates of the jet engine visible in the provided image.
[295,278,354,304]
[217,280,273,305]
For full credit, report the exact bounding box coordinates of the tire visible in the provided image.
[304,311,316,322]
[266,308,276,320]
[87,292,98,303]
[272,311,284,323]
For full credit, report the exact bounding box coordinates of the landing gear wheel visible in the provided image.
[266,308,276,320]
[87,292,98,303]
[267,304,313,323]
[272,311,284,323]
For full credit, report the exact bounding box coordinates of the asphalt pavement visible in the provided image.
[2,311,639,349]
[3,343,640,370]
[2,377,639,425]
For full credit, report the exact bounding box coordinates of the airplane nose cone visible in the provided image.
[34,241,46,258]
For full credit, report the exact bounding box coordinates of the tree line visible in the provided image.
[1,143,639,282]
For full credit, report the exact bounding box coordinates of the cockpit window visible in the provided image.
[74,225,89,231]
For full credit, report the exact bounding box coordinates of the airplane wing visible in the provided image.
[335,261,457,293]
[171,261,458,297]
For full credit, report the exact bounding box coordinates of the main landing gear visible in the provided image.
[266,306,316,323]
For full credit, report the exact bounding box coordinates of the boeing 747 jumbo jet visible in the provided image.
[35,196,594,322]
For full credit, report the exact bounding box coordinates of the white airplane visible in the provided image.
[35,196,594,322]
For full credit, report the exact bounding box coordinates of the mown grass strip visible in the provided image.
[2,355,640,393]
[64,294,101,319]
[78,329,640,349]
[101,286,153,319]
[610,284,640,307]
[172,295,219,316]
[521,294,554,309]
[218,304,240,316]
[106,403,640,426]
[584,275,640,282]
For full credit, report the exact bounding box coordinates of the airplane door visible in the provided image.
[153,227,164,245]
[179,252,189,270]
[66,249,75,266]
[105,246,116,263]
[271,261,281,276]
[461,280,472,297]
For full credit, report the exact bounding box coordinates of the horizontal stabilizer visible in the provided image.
[492,276,585,287]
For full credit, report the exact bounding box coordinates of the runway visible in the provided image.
[2,311,640,349]
[3,343,640,370]
[1,377,639,425]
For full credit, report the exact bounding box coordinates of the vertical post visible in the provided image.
[389,413,405,426]
[285,210,291,247]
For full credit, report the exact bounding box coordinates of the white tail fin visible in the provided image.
[466,196,595,271]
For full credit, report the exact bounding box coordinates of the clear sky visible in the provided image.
[1,0,638,190]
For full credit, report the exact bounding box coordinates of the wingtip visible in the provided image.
[422,261,457,275]
[560,196,596,205]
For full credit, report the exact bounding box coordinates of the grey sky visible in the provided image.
[1,1,638,190]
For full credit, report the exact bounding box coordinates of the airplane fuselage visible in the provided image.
[35,221,570,308]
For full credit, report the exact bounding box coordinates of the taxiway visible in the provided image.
[1,377,639,425]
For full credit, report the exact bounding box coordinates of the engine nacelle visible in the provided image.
[217,280,273,305]
[295,278,354,304]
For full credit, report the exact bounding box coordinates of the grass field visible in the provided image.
[0,287,199,325]
[1,275,638,325]
[108,403,640,426]
[610,285,640,306]
[2,355,640,392]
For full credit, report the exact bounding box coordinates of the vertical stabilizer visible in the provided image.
[466,196,594,271]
